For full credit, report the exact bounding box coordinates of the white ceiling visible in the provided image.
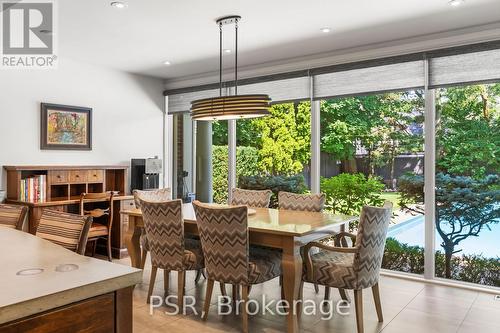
[57,0,500,81]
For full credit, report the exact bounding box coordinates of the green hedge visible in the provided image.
[238,174,307,208]
[383,238,499,286]
[212,145,260,204]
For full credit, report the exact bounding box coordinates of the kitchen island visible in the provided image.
[0,227,141,333]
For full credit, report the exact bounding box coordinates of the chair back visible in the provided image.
[230,188,272,208]
[0,204,28,230]
[139,199,185,270]
[278,191,325,212]
[353,202,392,288]
[192,201,249,285]
[79,192,114,226]
[36,210,92,255]
[133,188,171,208]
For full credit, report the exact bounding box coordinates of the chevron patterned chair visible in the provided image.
[230,188,272,208]
[302,202,393,333]
[192,201,282,333]
[278,191,326,211]
[133,188,171,268]
[277,191,325,294]
[139,198,205,310]
[0,204,28,230]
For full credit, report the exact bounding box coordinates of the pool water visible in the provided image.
[387,215,500,258]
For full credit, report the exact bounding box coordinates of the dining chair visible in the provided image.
[0,204,28,230]
[230,188,272,208]
[302,202,393,333]
[139,198,205,310]
[36,209,92,255]
[79,192,114,261]
[133,188,171,268]
[277,191,326,294]
[192,200,282,333]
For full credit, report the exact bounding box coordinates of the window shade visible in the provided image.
[313,61,425,99]
[429,49,500,88]
[237,76,310,103]
[168,89,220,114]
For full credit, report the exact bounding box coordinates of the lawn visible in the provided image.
[380,192,401,210]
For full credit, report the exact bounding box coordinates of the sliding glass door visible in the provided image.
[433,83,499,286]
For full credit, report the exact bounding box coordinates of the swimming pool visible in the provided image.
[387,215,500,258]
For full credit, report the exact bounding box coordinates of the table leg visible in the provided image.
[124,215,142,268]
[282,237,302,333]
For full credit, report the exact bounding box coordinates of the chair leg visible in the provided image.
[107,236,113,262]
[324,286,331,301]
[354,289,364,333]
[241,285,249,333]
[163,270,170,297]
[147,266,158,304]
[339,288,350,303]
[91,240,97,257]
[232,284,240,303]
[220,283,227,297]
[201,269,207,279]
[314,283,320,294]
[202,279,215,320]
[178,270,186,313]
[195,269,202,283]
[372,283,383,322]
[140,248,147,269]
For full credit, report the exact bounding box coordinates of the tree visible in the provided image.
[398,173,500,278]
[435,173,499,278]
[251,102,311,175]
[436,84,500,178]
[320,91,424,181]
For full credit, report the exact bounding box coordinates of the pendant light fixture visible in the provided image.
[191,16,271,121]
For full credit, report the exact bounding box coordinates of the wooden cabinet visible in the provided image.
[88,169,104,183]
[49,170,68,184]
[69,170,87,183]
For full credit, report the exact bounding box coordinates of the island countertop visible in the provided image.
[0,227,142,325]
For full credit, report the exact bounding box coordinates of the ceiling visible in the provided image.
[57,0,500,81]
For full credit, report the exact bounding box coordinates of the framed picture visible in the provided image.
[40,103,92,150]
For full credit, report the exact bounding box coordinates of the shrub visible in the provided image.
[383,237,500,286]
[238,174,307,208]
[212,145,260,204]
[320,173,385,216]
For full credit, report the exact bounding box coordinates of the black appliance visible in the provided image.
[131,157,162,191]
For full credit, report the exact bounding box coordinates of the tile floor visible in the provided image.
[115,257,500,333]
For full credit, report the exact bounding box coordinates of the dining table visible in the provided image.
[121,203,357,333]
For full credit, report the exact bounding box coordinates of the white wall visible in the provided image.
[0,57,165,191]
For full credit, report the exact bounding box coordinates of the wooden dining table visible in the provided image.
[121,203,356,333]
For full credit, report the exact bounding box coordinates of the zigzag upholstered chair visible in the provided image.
[192,201,282,333]
[278,191,325,212]
[139,198,205,310]
[277,191,325,294]
[36,210,92,255]
[303,202,393,333]
[230,188,272,208]
[0,204,28,230]
[133,188,171,268]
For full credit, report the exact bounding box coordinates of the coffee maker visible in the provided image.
[131,157,162,191]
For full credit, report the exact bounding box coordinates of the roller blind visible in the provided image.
[313,60,425,99]
[429,49,500,88]
[168,88,220,113]
[237,76,310,103]
[168,76,310,113]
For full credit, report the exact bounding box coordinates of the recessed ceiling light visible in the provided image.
[448,0,464,6]
[163,60,171,65]
[224,49,232,53]
[320,27,331,33]
[110,1,128,9]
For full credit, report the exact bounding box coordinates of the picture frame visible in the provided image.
[40,103,92,150]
